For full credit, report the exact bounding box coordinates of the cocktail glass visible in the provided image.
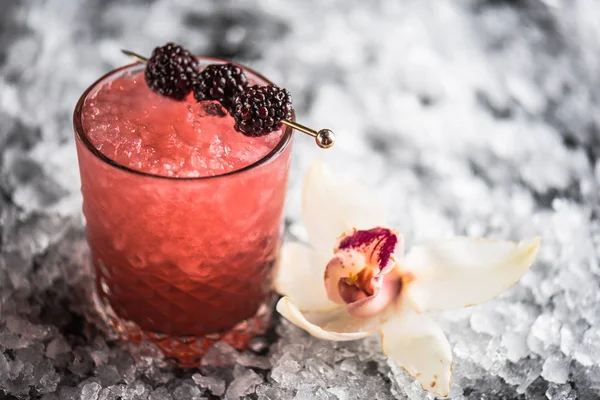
[73,58,294,366]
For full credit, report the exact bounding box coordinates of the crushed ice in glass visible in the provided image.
[2,0,600,398]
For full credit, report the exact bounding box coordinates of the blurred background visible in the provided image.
[1,0,600,399]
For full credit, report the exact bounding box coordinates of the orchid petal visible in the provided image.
[276,297,379,341]
[381,302,452,397]
[274,242,339,312]
[403,236,541,311]
[302,162,386,252]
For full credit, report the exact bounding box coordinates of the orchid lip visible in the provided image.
[346,272,403,318]
[324,227,403,308]
[338,279,370,303]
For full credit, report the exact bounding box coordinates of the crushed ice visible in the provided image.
[2,0,600,398]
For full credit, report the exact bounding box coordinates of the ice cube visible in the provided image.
[573,327,600,366]
[516,364,542,394]
[0,352,10,378]
[236,352,271,370]
[80,382,102,400]
[59,386,81,400]
[96,365,121,387]
[192,373,226,397]
[6,316,51,340]
[46,336,72,359]
[248,337,269,354]
[173,382,203,400]
[149,387,173,400]
[39,371,61,394]
[339,358,359,374]
[0,332,29,349]
[255,384,294,400]
[201,342,239,367]
[270,354,302,389]
[224,366,263,399]
[528,314,562,354]
[294,386,340,400]
[541,354,570,384]
[545,383,577,400]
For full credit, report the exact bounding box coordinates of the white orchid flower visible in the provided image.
[275,162,541,397]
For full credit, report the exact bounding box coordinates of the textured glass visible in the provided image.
[73,60,294,364]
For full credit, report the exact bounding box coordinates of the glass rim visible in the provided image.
[73,57,294,181]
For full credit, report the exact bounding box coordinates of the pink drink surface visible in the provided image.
[82,70,283,177]
[75,63,292,347]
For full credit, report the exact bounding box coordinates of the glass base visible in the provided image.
[93,290,274,368]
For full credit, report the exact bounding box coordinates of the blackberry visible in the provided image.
[145,43,199,100]
[193,63,249,109]
[202,102,227,117]
[231,85,293,137]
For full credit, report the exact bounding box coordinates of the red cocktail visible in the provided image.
[73,58,293,365]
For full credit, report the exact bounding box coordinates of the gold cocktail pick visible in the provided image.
[121,49,336,149]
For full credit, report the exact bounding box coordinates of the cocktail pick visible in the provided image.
[121,49,336,149]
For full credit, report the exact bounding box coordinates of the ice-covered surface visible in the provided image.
[1,0,600,398]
